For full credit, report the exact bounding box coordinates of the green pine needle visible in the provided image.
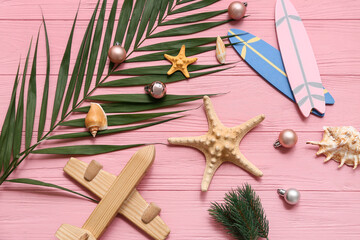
[209,184,269,240]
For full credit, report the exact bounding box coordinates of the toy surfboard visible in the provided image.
[275,0,326,117]
[228,29,334,117]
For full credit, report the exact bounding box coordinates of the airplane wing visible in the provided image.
[64,157,170,240]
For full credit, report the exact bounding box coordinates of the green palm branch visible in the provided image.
[1,0,240,199]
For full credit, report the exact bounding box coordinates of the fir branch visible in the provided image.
[240,184,269,238]
[209,183,269,240]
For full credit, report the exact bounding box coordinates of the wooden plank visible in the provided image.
[64,157,170,240]
[0,74,355,132]
[1,189,360,239]
[0,0,359,20]
[0,1,359,239]
[4,131,360,192]
[0,20,358,75]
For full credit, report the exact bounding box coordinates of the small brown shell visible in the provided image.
[85,103,108,137]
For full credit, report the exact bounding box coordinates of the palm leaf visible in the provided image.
[161,9,227,25]
[87,93,208,103]
[113,0,133,46]
[32,144,144,155]
[6,178,97,202]
[13,40,32,160]
[169,0,219,15]
[96,0,118,84]
[111,64,225,75]
[84,0,107,96]
[167,0,175,14]
[158,0,169,23]
[126,45,216,62]
[134,0,155,48]
[49,116,183,139]
[60,109,188,127]
[61,7,96,117]
[1,0,240,188]
[149,20,232,38]
[178,0,196,4]
[72,1,100,108]
[136,34,240,51]
[0,63,20,173]
[75,97,204,113]
[124,0,146,51]
[108,0,133,71]
[25,29,40,149]
[37,16,50,141]
[100,67,232,87]
[50,10,78,127]
[146,0,160,36]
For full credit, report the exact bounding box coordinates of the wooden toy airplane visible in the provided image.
[55,145,170,240]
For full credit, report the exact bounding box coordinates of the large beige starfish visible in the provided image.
[168,96,265,191]
[164,45,197,78]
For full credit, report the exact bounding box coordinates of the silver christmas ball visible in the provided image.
[278,188,300,205]
[145,81,167,99]
[108,43,126,64]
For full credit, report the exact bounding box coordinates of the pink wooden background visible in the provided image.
[0,0,360,239]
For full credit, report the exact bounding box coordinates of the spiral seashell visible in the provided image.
[215,36,226,64]
[85,103,108,137]
[307,126,360,169]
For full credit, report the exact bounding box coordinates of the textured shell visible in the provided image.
[307,126,360,169]
[215,36,226,64]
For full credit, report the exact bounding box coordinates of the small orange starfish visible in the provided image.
[164,45,197,78]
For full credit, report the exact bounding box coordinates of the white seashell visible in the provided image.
[307,126,360,169]
[215,36,226,64]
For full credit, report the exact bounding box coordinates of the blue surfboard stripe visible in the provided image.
[229,29,294,100]
[325,91,335,104]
